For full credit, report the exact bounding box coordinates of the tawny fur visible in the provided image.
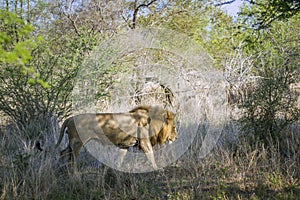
[55,106,177,169]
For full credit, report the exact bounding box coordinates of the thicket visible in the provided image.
[0,0,299,199]
[237,12,300,149]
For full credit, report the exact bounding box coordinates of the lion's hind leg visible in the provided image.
[59,146,76,173]
[60,146,72,162]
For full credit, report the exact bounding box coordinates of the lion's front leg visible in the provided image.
[139,139,158,170]
[116,148,127,169]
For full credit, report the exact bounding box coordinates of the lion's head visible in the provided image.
[129,106,177,146]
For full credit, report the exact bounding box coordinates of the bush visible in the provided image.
[239,62,300,147]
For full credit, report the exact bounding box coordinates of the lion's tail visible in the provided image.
[55,118,68,149]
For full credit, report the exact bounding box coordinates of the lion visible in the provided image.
[55,106,177,170]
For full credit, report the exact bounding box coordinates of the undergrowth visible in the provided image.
[0,117,299,200]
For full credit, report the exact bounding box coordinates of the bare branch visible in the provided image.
[131,0,158,29]
[215,0,236,7]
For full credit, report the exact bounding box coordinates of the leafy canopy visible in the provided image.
[0,10,47,87]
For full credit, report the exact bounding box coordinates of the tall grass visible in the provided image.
[0,97,299,199]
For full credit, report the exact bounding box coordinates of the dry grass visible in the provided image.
[1,131,299,200]
[0,105,299,200]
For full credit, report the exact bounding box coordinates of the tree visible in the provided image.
[0,10,45,85]
[241,0,300,29]
[0,9,79,150]
[236,9,300,147]
[137,1,240,68]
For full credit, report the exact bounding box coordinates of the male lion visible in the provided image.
[55,106,177,170]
